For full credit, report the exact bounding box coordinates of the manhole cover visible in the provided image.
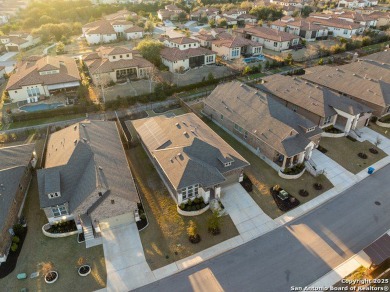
[374,201,381,206]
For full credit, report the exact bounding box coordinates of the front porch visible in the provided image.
[274,151,306,170]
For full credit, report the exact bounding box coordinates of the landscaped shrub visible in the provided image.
[207,211,221,235]
[358,152,368,159]
[12,236,20,244]
[313,183,323,190]
[179,197,208,212]
[378,115,390,123]
[283,163,305,175]
[299,189,309,197]
[187,220,201,244]
[12,224,24,237]
[369,148,379,154]
[47,220,77,234]
[11,243,18,252]
[323,125,343,134]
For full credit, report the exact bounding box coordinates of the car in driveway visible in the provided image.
[277,189,289,201]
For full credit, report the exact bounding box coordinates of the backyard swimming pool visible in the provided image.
[243,55,267,63]
[20,102,65,112]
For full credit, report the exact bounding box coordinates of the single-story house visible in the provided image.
[203,81,322,171]
[0,144,36,264]
[131,113,249,204]
[234,25,300,52]
[37,120,139,247]
[258,75,373,133]
[6,55,81,103]
[302,65,390,117]
[83,46,153,85]
[306,15,365,38]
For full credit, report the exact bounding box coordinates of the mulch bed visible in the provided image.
[136,219,148,230]
[369,148,379,154]
[240,176,253,192]
[317,145,328,154]
[0,227,27,279]
[270,188,300,212]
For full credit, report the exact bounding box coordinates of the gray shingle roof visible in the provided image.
[302,65,390,108]
[132,113,249,190]
[37,120,139,223]
[259,75,372,117]
[0,144,34,237]
[204,81,321,157]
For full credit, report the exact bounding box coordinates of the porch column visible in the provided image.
[344,117,353,132]
[351,116,359,130]
[282,156,287,169]
[298,152,305,163]
[215,186,221,199]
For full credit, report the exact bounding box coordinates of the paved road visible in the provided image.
[137,165,390,292]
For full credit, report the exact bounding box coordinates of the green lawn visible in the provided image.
[126,144,239,270]
[360,41,390,53]
[320,137,387,174]
[3,176,106,291]
[8,114,85,129]
[367,122,390,139]
[203,118,333,219]
[247,72,268,80]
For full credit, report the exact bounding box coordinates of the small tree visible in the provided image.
[208,211,221,235]
[144,21,155,34]
[318,58,324,65]
[56,42,65,55]
[284,53,294,65]
[187,220,200,243]
[243,66,252,75]
[11,243,18,252]
[207,72,214,81]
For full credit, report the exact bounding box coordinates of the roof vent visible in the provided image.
[99,166,103,170]
[74,139,77,144]
[82,124,86,127]
[336,68,340,71]
[98,192,103,197]
[353,73,356,76]
[74,125,77,130]
[83,138,87,142]
[111,200,115,204]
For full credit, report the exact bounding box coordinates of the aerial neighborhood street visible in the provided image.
[0,0,390,291]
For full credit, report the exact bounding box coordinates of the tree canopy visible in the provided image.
[135,38,164,67]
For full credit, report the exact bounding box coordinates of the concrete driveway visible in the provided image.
[101,223,154,292]
[221,183,280,241]
[0,52,17,62]
[311,149,358,188]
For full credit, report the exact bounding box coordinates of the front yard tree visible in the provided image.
[135,39,164,67]
[207,211,221,235]
[187,220,201,244]
[144,21,155,34]
[56,41,65,55]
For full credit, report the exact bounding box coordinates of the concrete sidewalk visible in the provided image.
[309,229,390,291]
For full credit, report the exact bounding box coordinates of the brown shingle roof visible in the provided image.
[83,20,116,35]
[169,37,199,45]
[132,113,249,190]
[160,47,216,62]
[238,26,299,42]
[307,16,362,30]
[6,55,80,91]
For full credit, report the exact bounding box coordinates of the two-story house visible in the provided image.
[83,46,153,85]
[160,37,216,72]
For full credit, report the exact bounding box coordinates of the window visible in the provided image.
[274,42,278,47]
[232,48,240,57]
[126,54,129,57]
[120,55,123,58]
[323,116,332,125]
[220,114,224,120]
[206,55,214,63]
[181,184,199,200]
[291,105,297,112]
[234,123,243,133]
[224,162,232,167]
[52,205,67,217]
[244,131,248,139]
[113,56,116,59]
[306,127,316,133]
[344,29,348,34]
